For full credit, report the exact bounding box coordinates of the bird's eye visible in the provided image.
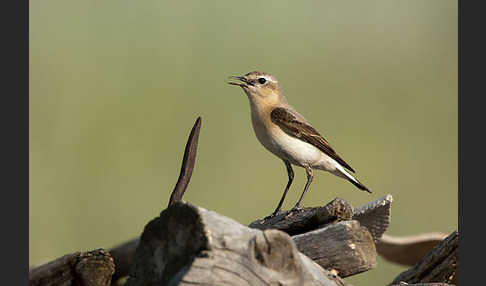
[258,78,266,84]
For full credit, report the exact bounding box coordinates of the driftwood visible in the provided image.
[390,231,458,285]
[249,196,387,278]
[353,194,393,242]
[249,194,392,242]
[108,197,386,282]
[249,198,354,235]
[29,249,115,286]
[125,201,349,286]
[293,220,376,277]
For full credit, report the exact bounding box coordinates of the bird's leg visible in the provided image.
[292,166,314,211]
[269,160,294,217]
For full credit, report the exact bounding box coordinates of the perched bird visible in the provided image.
[228,71,371,217]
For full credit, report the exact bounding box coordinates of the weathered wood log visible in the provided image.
[248,196,392,277]
[293,220,377,277]
[249,198,353,235]
[29,249,115,286]
[390,231,458,285]
[249,195,392,242]
[125,202,349,286]
[353,194,393,242]
[108,196,388,282]
[106,196,391,282]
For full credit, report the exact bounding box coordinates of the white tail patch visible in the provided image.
[331,161,371,192]
[333,163,358,183]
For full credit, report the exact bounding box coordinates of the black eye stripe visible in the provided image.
[258,78,266,84]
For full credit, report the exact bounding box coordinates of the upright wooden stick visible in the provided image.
[168,117,202,207]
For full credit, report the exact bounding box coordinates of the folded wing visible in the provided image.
[270,107,355,173]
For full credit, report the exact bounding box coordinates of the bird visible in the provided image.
[228,71,371,217]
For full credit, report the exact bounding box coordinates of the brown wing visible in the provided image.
[270,107,355,173]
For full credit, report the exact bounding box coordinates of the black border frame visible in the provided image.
[459,1,485,285]
[2,0,29,284]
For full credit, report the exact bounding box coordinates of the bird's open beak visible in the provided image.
[227,76,251,87]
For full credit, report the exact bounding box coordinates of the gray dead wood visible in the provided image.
[248,196,393,277]
[125,202,349,286]
[390,231,458,286]
[249,195,392,243]
[107,195,391,282]
[249,198,354,235]
[28,249,115,286]
[293,220,377,278]
[353,194,393,243]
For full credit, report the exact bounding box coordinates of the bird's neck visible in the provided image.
[247,91,288,112]
[248,95,288,133]
[248,97,274,120]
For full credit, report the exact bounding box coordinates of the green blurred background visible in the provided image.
[30,1,457,285]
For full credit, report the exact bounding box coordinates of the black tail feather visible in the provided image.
[348,178,372,193]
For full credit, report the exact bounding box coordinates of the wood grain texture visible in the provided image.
[249,197,353,235]
[249,196,391,277]
[353,194,393,242]
[125,202,349,286]
[108,195,392,282]
[293,220,377,278]
[29,249,115,286]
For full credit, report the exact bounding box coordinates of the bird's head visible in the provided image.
[228,71,285,106]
